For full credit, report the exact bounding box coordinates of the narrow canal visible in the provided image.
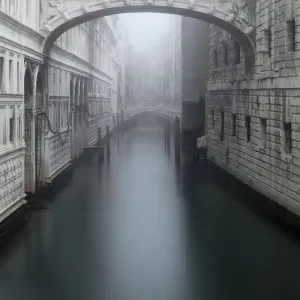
[1,114,300,300]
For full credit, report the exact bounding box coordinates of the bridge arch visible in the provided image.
[126,102,180,121]
[42,1,255,72]
[129,110,177,121]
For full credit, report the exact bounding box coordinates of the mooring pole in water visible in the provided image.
[106,125,110,140]
[167,117,171,151]
[174,116,180,164]
[97,127,104,162]
[98,127,102,146]
[164,121,167,149]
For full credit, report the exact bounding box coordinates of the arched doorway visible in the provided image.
[24,67,45,194]
[24,68,34,193]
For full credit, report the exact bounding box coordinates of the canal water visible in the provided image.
[1,115,300,300]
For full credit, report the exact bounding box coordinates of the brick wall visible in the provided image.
[207,0,300,217]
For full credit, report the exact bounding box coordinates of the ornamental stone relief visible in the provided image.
[48,133,70,176]
[0,155,23,212]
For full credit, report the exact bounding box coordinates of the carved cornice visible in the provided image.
[50,45,113,82]
[0,11,43,44]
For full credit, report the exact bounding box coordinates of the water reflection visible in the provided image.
[0,115,300,300]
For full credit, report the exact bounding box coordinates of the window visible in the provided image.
[287,20,296,51]
[264,29,272,57]
[268,30,272,57]
[2,112,6,144]
[9,117,14,142]
[57,103,60,130]
[234,41,240,64]
[26,0,30,19]
[232,114,236,136]
[9,59,12,92]
[211,109,215,128]
[17,62,20,93]
[214,50,218,69]
[220,110,224,141]
[260,118,267,147]
[18,107,22,141]
[59,70,62,95]
[284,122,292,153]
[245,115,251,142]
[0,57,4,91]
[60,104,64,128]
[223,43,228,66]
[9,0,14,15]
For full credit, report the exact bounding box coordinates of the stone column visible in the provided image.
[30,65,39,194]
[3,51,9,93]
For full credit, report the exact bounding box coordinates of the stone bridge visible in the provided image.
[126,102,181,121]
[41,0,255,72]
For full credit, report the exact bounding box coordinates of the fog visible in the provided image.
[120,13,172,49]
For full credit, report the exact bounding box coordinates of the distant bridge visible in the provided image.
[126,102,181,120]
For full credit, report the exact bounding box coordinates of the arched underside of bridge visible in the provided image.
[42,1,255,72]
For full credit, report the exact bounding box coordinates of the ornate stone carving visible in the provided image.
[0,155,23,211]
[48,132,71,176]
[187,0,195,9]
[49,2,68,13]
[103,0,111,8]
[44,23,54,32]
[124,0,132,5]
[168,0,174,6]
[227,2,255,28]
[207,5,216,15]
[62,11,70,21]
[225,13,235,23]
[244,26,254,34]
[82,5,91,13]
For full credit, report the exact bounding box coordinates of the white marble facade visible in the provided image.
[0,1,124,222]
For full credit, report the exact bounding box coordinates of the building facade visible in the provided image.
[206,0,300,217]
[125,15,181,108]
[0,1,125,222]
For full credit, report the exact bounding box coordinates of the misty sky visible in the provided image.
[120,13,171,48]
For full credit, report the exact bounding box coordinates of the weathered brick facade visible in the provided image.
[207,0,300,216]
